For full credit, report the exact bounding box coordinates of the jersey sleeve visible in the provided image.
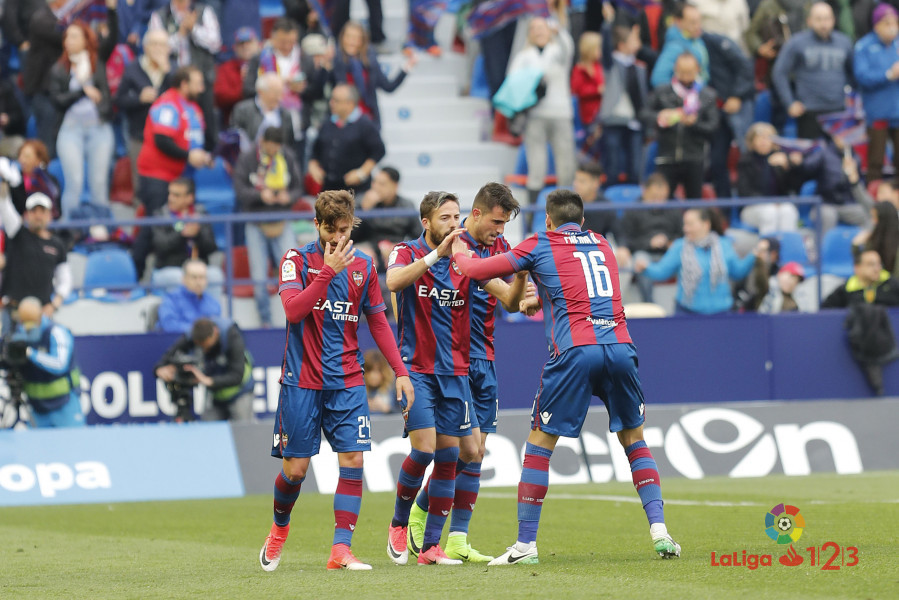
[278,248,304,293]
[386,243,414,270]
[147,101,180,137]
[506,234,541,272]
[362,261,387,315]
[498,238,515,283]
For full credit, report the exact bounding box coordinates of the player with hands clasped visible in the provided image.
[451,189,680,565]
[260,190,413,572]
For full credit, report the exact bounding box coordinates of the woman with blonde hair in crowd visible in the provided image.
[571,31,604,129]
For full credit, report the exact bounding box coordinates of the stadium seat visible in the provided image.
[754,90,772,124]
[820,225,861,278]
[605,184,642,204]
[194,157,235,209]
[83,248,145,301]
[799,180,817,196]
[770,231,809,266]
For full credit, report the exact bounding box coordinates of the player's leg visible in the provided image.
[327,451,372,570]
[261,386,321,571]
[390,426,436,564]
[605,343,680,558]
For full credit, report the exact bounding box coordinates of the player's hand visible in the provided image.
[438,228,466,258]
[450,233,470,258]
[519,282,540,315]
[156,365,176,382]
[183,364,213,387]
[323,235,356,273]
[395,375,414,420]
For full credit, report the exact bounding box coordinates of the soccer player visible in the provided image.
[451,189,681,565]
[260,190,414,571]
[406,183,529,563]
[385,191,527,566]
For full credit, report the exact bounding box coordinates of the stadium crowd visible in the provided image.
[0,0,898,325]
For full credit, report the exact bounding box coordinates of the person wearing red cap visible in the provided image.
[758,261,815,313]
[854,3,899,181]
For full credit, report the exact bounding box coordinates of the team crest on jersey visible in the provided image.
[352,270,364,286]
[281,260,297,281]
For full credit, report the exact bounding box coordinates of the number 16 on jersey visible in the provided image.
[573,251,613,298]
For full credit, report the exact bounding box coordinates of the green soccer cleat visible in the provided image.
[653,534,681,559]
[444,534,494,562]
[407,501,426,559]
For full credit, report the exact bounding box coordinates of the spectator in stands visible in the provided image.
[0,186,72,327]
[737,122,802,234]
[735,235,781,311]
[230,73,296,148]
[48,20,115,219]
[1,0,45,54]
[758,261,815,312]
[772,2,853,140]
[599,23,647,186]
[508,15,576,214]
[873,178,899,210]
[615,173,682,302]
[116,29,172,205]
[801,136,869,231]
[131,176,222,290]
[330,20,415,129]
[852,201,899,277]
[650,3,709,88]
[644,52,719,200]
[355,166,421,269]
[155,317,255,422]
[22,0,65,157]
[332,0,386,48]
[822,248,899,307]
[234,127,302,327]
[10,140,61,218]
[308,84,385,196]
[149,0,222,150]
[244,17,329,166]
[571,31,605,128]
[635,207,761,313]
[854,4,899,182]
[704,30,756,198]
[214,27,260,125]
[694,0,751,54]
[363,348,396,414]
[156,258,222,333]
[0,76,27,159]
[136,66,212,214]
[841,149,894,210]
[574,162,618,240]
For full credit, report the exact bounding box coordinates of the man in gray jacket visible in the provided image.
[772,2,854,139]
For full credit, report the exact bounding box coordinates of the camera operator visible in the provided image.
[155,317,254,422]
[6,296,85,427]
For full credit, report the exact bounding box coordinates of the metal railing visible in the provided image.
[46,195,826,316]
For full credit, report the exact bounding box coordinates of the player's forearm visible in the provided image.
[385,261,431,292]
[505,273,529,313]
[367,310,408,378]
[453,253,517,282]
[280,266,337,322]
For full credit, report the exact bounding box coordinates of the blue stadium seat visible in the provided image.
[770,231,809,266]
[259,0,285,17]
[821,225,861,278]
[83,248,145,301]
[754,90,772,124]
[799,180,817,196]
[194,157,235,209]
[604,184,642,204]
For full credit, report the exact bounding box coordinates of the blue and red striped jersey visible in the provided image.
[388,234,472,376]
[460,224,512,362]
[278,241,386,390]
[504,223,632,355]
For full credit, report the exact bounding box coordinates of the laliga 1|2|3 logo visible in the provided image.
[710,503,859,571]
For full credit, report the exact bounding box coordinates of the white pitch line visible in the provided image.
[480,493,899,506]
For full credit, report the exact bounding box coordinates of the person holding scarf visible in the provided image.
[636,208,763,314]
[234,127,304,327]
[644,52,718,200]
[10,140,62,219]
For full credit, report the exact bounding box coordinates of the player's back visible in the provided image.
[511,224,632,355]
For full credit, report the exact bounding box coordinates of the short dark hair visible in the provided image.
[170,176,196,197]
[855,248,882,265]
[880,178,899,192]
[172,65,200,88]
[472,182,520,218]
[380,166,400,184]
[261,126,283,144]
[644,173,670,189]
[546,189,584,228]
[612,24,633,50]
[315,190,360,228]
[271,17,299,34]
[576,161,603,180]
[686,207,725,235]
[191,318,217,345]
[420,191,459,220]
[673,1,697,19]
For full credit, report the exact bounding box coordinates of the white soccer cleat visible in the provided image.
[488,541,539,566]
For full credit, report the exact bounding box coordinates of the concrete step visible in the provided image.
[399,166,502,194]
[383,142,518,173]
[379,96,490,126]
[377,75,460,100]
[381,52,469,80]
[382,120,484,146]
[404,187,487,208]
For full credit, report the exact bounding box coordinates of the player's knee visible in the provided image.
[282,459,309,481]
[339,452,364,469]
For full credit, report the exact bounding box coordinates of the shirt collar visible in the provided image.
[556,222,583,233]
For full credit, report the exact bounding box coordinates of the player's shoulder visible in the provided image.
[493,234,512,254]
[350,246,375,269]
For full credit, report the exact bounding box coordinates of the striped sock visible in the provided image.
[392,448,434,527]
[415,458,465,513]
[625,441,665,525]
[517,443,552,544]
[449,461,481,534]
[423,446,460,550]
[333,466,363,547]
[273,470,304,527]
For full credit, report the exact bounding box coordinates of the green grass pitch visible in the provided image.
[2,471,896,599]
